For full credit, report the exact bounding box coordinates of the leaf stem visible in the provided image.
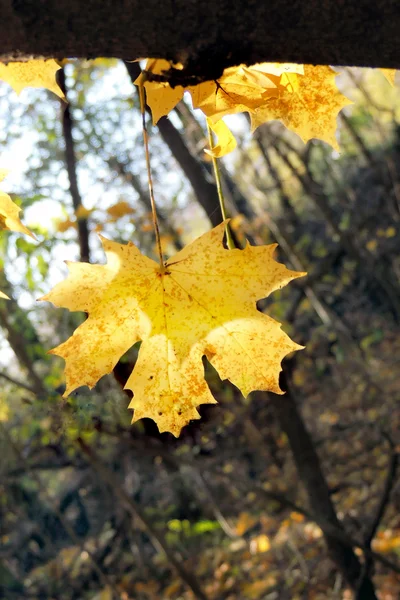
[206,120,235,249]
[139,78,164,268]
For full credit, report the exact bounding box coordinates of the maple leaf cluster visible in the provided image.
[0,57,396,435]
[139,60,353,154]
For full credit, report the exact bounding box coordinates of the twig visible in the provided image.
[355,432,399,598]
[0,371,37,394]
[77,437,209,600]
[138,73,164,267]
[364,432,398,547]
[4,458,81,478]
[0,425,119,598]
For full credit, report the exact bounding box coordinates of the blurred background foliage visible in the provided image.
[0,61,400,599]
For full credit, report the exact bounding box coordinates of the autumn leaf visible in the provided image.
[41,222,303,436]
[139,60,305,157]
[205,118,237,158]
[0,170,35,298]
[0,171,34,239]
[138,61,299,124]
[190,63,279,123]
[75,205,92,220]
[55,217,76,233]
[0,59,64,99]
[139,61,349,155]
[250,65,352,150]
[137,59,184,124]
[380,68,396,86]
[106,201,135,221]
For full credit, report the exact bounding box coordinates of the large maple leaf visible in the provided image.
[41,223,303,436]
[250,65,352,150]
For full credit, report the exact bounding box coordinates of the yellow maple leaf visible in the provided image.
[138,60,301,127]
[0,59,64,99]
[75,205,92,220]
[380,68,396,86]
[41,222,303,436]
[190,63,279,123]
[106,201,135,221]
[251,65,352,150]
[205,118,237,158]
[137,59,184,124]
[55,217,76,233]
[0,170,35,299]
[0,170,34,238]
[139,61,347,154]
[189,63,303,123]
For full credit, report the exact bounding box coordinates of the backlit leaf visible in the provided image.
[0,59,64,99]
[205,118,237,157]
[250,65,352,150]
[41,222,304,436]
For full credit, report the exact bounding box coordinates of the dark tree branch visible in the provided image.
[364,433,398,548]
[0,371,37,394]
[1,426,116,594]
[58,67,91,263]
[355,432,399,597]
[263,369,378,598]
[1,2,400,79]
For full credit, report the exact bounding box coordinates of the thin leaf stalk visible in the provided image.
[138,79,164,268]
[206,121,235,249]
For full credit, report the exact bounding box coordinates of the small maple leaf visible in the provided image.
[0,171,34,239]
[0,170,35,299]
[0,59,64,99]
[250,65,352,150]
[106,201,135,221]
[41,223,304,436]
[205,118,237,157]
[380,68,396,86]
[138,59,185,124]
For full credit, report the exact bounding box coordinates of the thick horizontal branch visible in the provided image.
[1,1,400,84]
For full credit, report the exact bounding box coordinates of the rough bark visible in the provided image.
[2,1,400,82]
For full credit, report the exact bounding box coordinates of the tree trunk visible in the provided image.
[264,367,378,598]
[58,68,91,263]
